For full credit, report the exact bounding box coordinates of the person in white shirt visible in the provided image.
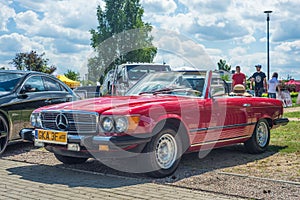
[267,72,280,99]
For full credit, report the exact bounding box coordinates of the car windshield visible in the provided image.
[126,71,207,98]
[0,72,24,95]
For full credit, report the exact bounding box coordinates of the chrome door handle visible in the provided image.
[243,103,251,107]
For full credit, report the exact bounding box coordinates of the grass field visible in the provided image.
[270,111,300,153]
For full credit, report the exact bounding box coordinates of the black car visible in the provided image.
[0,70,79,154]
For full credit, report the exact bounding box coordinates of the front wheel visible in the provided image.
[0,115,9,155]
[54,153,88,164]
[244,119,270,154]
[143,128,182,178]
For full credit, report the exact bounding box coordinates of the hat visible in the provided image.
[255,64,262,68]
[233,84,245,93]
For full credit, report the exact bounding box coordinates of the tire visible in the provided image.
[54,153,88,164]
[143,128,182,178]
[0,114,9,155]
[244,119,270,154]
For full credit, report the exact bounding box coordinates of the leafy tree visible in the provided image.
[217,59,231,72]
[88,0,157,84]
[10,51,56,74]
[64,70,80,81]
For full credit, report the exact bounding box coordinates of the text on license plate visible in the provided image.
[35,129,67,144]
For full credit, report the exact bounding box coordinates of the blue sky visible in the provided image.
[1,0,300,80]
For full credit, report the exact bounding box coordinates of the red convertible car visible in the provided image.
[22,70,288,177]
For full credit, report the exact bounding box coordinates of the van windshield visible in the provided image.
[127,65,170,80]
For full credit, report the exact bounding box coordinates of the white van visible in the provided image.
[101,63,171,96]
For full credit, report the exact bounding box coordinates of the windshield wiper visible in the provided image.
[139,88,175,95]
[139,87,197,95]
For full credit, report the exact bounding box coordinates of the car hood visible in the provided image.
[34,95,188,113]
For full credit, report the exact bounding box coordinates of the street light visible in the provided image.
[264,10,272,81]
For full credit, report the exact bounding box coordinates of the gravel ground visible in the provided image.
[1,142,299,200]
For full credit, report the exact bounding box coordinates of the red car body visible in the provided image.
[23,70,289,177]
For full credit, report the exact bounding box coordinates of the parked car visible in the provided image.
[0,70,79,154]
[23,70,288,177]
[101,63,171,96]
[73,85,101,99]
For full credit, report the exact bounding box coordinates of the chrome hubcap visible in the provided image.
[155,133,177,169]
[256,122,268,147]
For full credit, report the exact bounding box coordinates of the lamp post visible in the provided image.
[264,10,272,81]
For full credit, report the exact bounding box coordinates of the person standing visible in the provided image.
[232,66,246,91]
[267,72,280,99]
[250,64,267,97]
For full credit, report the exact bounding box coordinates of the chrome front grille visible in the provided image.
[41,111,99,134]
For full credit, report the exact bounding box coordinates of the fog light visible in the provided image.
[67,143,80,151]
[99,145,109,151]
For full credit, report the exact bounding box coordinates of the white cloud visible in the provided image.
[141,0,177,15]
[0,2,16,31]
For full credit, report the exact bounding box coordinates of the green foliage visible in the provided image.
[290,92,299,98]
[89,0,157,83]
[64,70,80,81]
[261,93,268,97]
[10,51,56,74]
[217,59,231,72]
[270,121,300,153]
[221,74,230,81]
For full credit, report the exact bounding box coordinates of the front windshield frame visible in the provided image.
[126,71,207,98]
[0,72,24,94]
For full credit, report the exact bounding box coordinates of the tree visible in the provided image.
[10,51,56,74]
[64,70,80,81]
[217,59,231,72]
[88,0,157,84]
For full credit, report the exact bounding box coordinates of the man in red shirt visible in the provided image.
[232,66,246,91]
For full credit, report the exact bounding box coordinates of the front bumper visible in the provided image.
[20,128,152,155]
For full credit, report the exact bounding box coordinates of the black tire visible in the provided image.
[54,153,88,164]
[244,119,270,154]
[0,114,9,155]
[143,128,182,178]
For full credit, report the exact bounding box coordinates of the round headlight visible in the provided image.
[30,114,37,127]
[115,117,128,133]
[102,117,114,132]
[36,114,42,127]
[30,113,42,128]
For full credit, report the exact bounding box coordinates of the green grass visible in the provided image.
[270,121,300,153]
[283,111,300,118]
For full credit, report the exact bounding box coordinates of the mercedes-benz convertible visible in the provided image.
[21,70,288,177]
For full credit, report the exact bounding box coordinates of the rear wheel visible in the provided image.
[144,128,182,178]
[244,119,270,154]
[54,153,88,164]
[0,115,9,155]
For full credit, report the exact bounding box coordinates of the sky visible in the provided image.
[1,0,300,80]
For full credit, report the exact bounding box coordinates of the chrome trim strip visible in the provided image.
[190,135,251,147]
[190,122,256,133]
[41,110,99,116]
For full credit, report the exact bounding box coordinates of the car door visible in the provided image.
[208,77,251,141]
[18,75,54,129]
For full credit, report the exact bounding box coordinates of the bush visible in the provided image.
[290,92,299,98]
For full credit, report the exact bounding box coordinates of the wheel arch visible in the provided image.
[260,117,273,129]
[152,118,190,153]
[0,110,12,139]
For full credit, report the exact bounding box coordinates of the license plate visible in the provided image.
[35,129,67,145]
